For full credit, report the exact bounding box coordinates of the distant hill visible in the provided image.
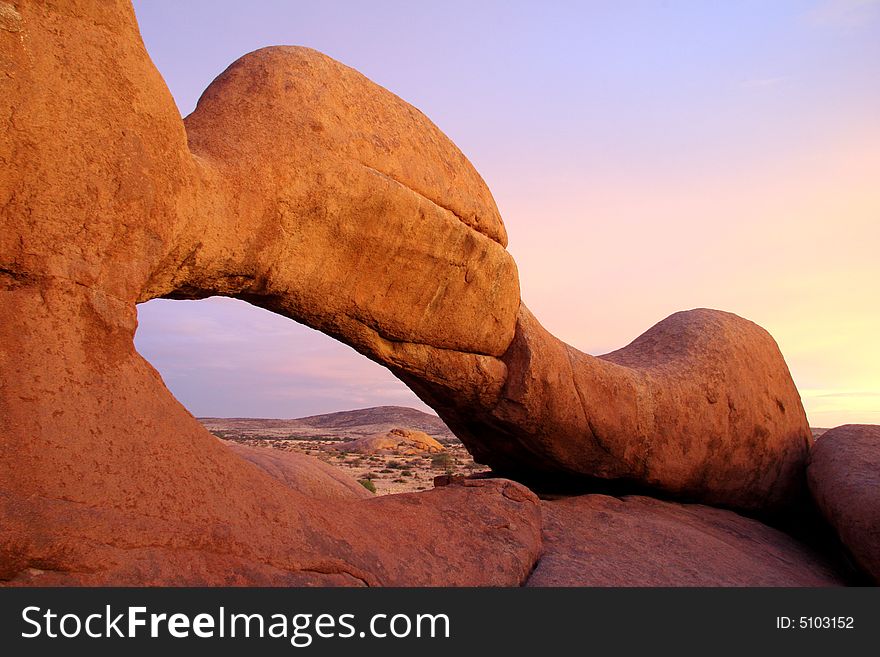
[199,406,457,443]
[295,406,446,431]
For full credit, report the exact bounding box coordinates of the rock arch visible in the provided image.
[1,0,810,584]
[160,44,809,512]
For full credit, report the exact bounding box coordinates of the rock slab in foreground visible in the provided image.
[527,495,844,586]
[808,424,880,583]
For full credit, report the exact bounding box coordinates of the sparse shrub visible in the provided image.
[387,460,404,469]
[380,468,393,474]
[431,452,453,470]
[393,478,405,483]
[358,479,376,494]
[401,470,412,477]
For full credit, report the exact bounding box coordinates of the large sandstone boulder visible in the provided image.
[339,428,445,455]
[0,0,813,587]
[527,495,845,586]
[225,441,372,500]
[418,306,811,512]
[808,424,880,583]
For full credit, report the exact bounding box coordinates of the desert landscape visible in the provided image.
[202,407,480,495]
[1,0,877,588]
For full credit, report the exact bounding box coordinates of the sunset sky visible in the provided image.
[132,0,879,427]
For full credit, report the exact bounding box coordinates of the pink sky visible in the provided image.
[133,1,879,427]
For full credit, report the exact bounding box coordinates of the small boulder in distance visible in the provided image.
[338,428,445,455]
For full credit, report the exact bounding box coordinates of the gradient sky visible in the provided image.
[132,0,879,426]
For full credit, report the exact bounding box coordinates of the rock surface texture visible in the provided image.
[225,442,372,500]
[527,495,845,586]
[1,0,816,585]
[808,425,880,583]
[339,428,445,455]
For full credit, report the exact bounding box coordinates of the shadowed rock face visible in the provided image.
[808,425,880,583]
[1,0,812,584]
[527,495,844,587]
